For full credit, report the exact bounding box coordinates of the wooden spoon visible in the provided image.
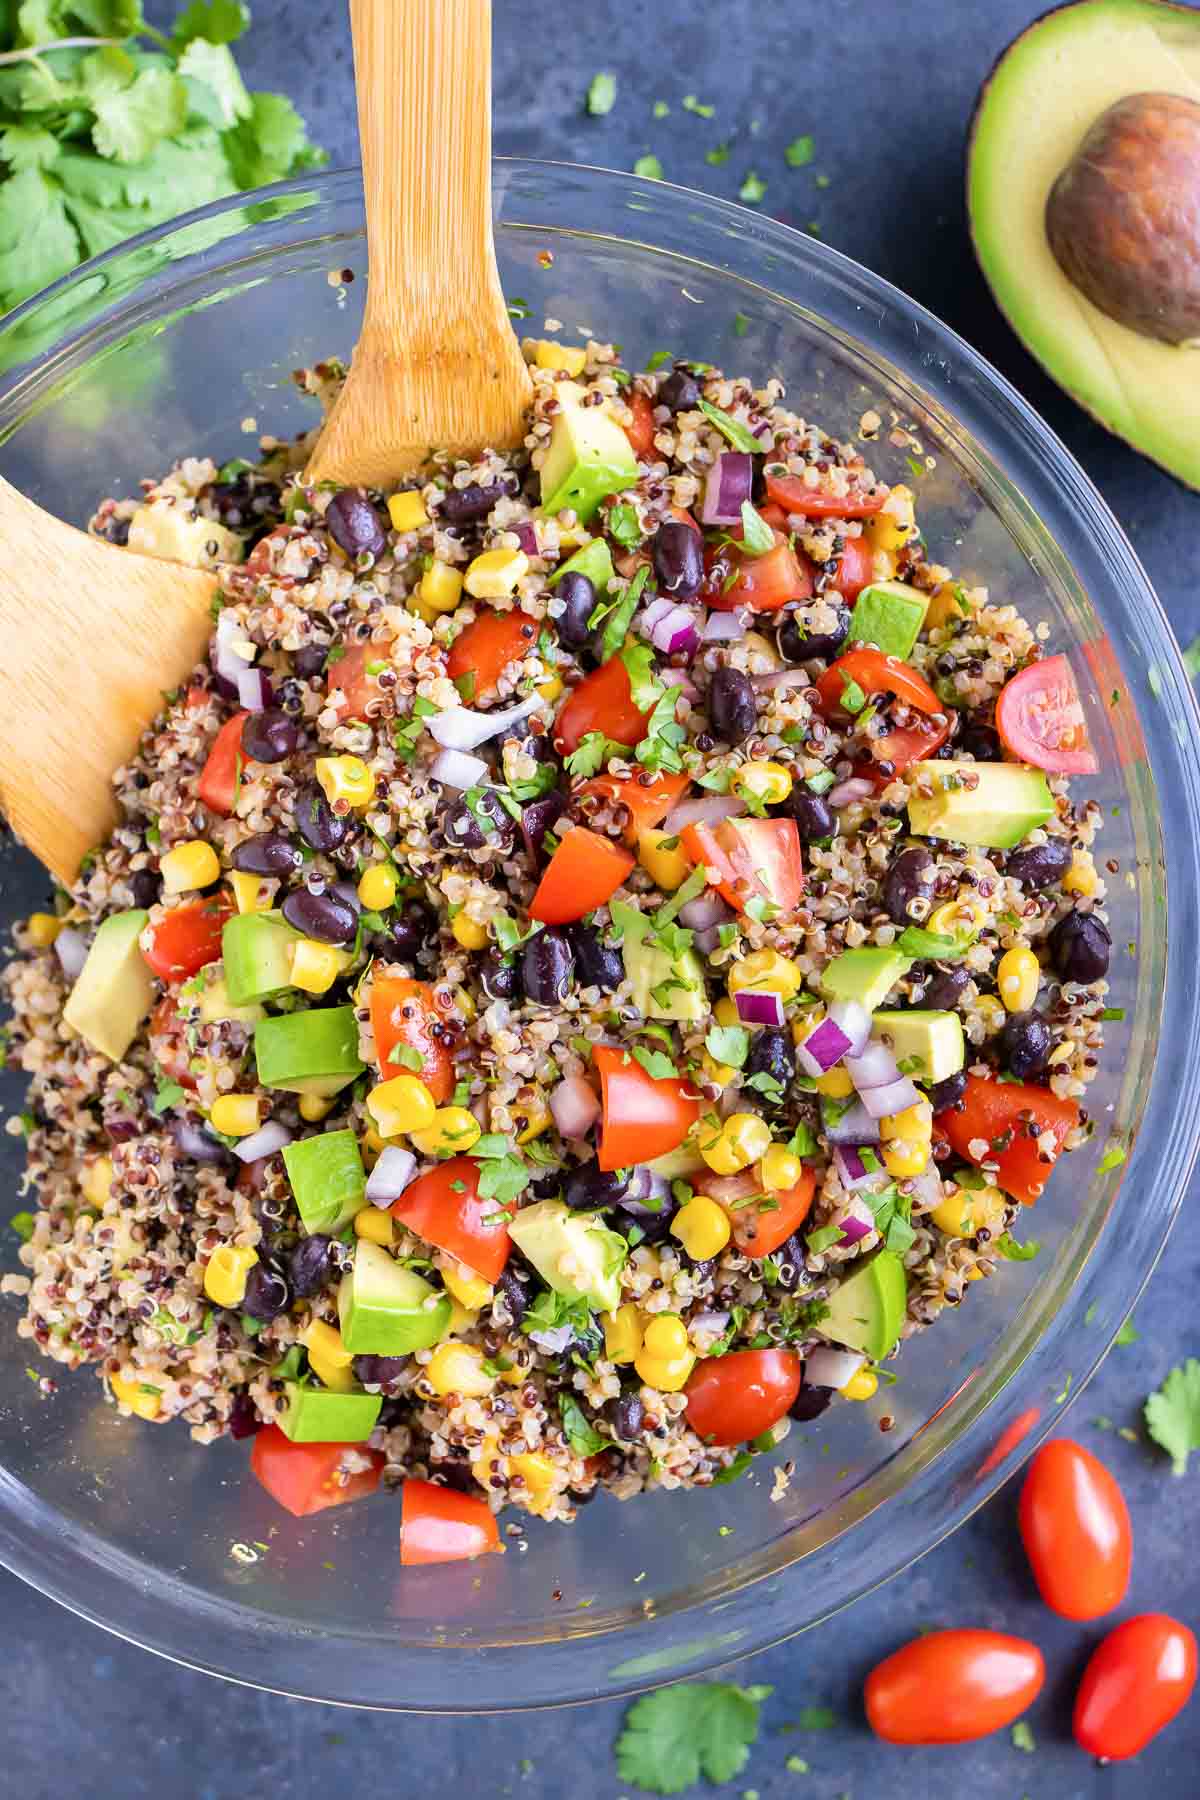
[305,0,532,488]
[0,474,217,886]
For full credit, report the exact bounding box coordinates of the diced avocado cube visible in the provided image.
[62,909,153,1062]
[282,1129,367,1236]
[127,502,244,569]
[621,918,707,1023]
[872,1009,965,1085]
[548,536,616,594]
[222,911,299,1005]
[646,1142,706,1180]
[540,383,639,522]
[907,760,1054,850]
[255,1005,364,1097]
[846,579,931,660]
[278,1381,381,1444]
[192,973,264,1028]
[820,946,911,1014]
[821,1249,907,1360]
[508,1198,627,1315]
[338,1241,452,1354]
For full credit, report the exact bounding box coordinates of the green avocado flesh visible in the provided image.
[846,580,930,660]
[969,0,1200,487]
[821,1250,907,1360]
[540,387,639,521]
[907,760,1054,849]
[62,909,152,1062]
[282,1129,367,1236]
[254,1005,364,1096]
[222,911,298,1005]
[508,1198,626,1315]
[821,946,910,1013]
[872,1010,965,1085]
[338,1242,451,1354]
[279,1381,381,1443]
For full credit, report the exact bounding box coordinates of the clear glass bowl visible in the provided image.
[0,161,1197,1711]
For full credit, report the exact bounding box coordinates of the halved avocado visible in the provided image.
[969,0,1200,488]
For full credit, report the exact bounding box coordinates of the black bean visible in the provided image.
[568,1484,599,1506]
[352,1354,410,1390]
[554,571,598,648]
[957,721,1001,761]
[616,1195,678,1245]
[1007,839,1073,889]
[479,953,520,1001]
[325,487,386,558]
[293,782,351,852]
[772,1232,806,1290]
[1001,1011,1052,1079]
[428,1458,478,1493]
[790,1380,834,1422]
[1049,909,1111,984]
[439,481,508,525]
[609,1391,645,1440]
[495,1263,530,1327]
[242,1262,291,1321]
[227,1391,262,1440]
[564,1162,630,1212]
[384,903,434,959]
[521,926,574,1005]
[292,642,330,680]
[521,790,567,861]
[882,845,934,925]
[653,518,703,599]
[232,832,302,876]
[920,964,970,1011]
[659,367,701,412]
[745,1026,794,1101]
[288,1234,335,1298]
[282,884,358,946]
[129,868,161,908]
[708,666,757,743]
[568,922,624,991]
[786,786,835,844]
[927,1069,967,1112]
[778,602,851,664]
[443,789,515,851]
[241,708,297,764]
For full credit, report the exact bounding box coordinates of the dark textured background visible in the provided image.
[4,2,1199,1794]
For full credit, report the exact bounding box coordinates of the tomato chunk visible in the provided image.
[680,816,804,918]
[555,656,654,757]
[765,470,888,519]
[326,641,380,723]
[705,531,814,613]
[685,1348,802,1446]
[866,1630,1045,1745]
[996,654,1098,774]
[446,609,536,702]
[702,1167,816,1257]
[1018,1438,1131,1620]
[816,647,942,718]
[624,389,657,460]
[577,771,688,844]
[370,975,453,1103]
[250,1425,384,1518]
[197,711,250,816]
[391,1156,510,1283]
[142,896,232,984]
[529,827,634,925]
[936,1073,1079,1204]
[594,1043,700,1171]
[400,1478,501,1565]
[834,533,875,601]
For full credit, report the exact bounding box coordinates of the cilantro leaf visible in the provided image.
[787,1705,837,1730]
[615,1681,772,1795]
[0,165,80,306]
[473,1135,532,1207]
[1011,1719,1035,1754]
[994,1232,1042,1261]
[1145,1358,1200,1475]
[1115,1316,1140,1346]
[564,732,623,778]
[222,90,320,188]
[632,1043,678,1081]
[600,564,649,662]
[178,38,251,129]
[606,502,643,549]
[705,141,730,166]
[785,135,814,167]
[894,926,966,960]
[705,1024,749,1068]
[172,0,251,45]
[82,51,189,166]
[697,398,762,455]
[151,1077,186,1115]
[620,640,661,712]
[586,71,617,116]
[633,154,663,180]
[9,1211,35,1242]
[560,1393,606,1456]
[739,499,775,555]
[738,170,767,204]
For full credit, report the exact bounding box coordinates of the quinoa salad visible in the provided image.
[0,336,1114,1552]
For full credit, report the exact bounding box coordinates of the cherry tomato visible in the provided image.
[594,1042,700,1171]
[446,609,537,702]
[326,641,380,723]
[680,816,804,917]
[529,826,634,924]
[196,710,250,816]
[816,647,942,719]
[1073,1614,1197,1760]
[370,975,454,1103]
[148,997,197,1090]
[555,656,655,757]
[834,533,876,601]
[936,1074,1079,1205]
[577,771,689,844]
[859,716,953,787]
[391,1156,510,1283]
[1018,1438,1131,1620]
[702,1167,816,1257]
[250,1425,384,1518]
[705,530,814,613]
[142,896,232,983]
[996,654,1098,775]
[765,470,888,519]
[865,1630,1045,1745]
[243,523,302,576]
[685,1348,802,1446]
[624,389,658,460]
[400,1478,501,1565]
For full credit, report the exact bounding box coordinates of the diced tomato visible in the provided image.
[705,530,814,613]
[250,1425,384,1518]
[702,1167,816,1257]
[148,998,197,1090]
[446,609,537,702]
[765,470,888,519]
[816,648,942,718]
[555,656,655,757]
[197,711,250,817]
[936,1073,1079,1204]
[624,390,657,460]
[577,771,689,844]
[142,896,232,984]
[370,975,453,1103]
[528,827,634,925]
[996,655,1098,775]
[400,1478,501,1565]
[685,1348,802,1446]
[326,641,380,723]
[680,816,804,918]
[391,1156,510,1283]
[758,502,790,532]
[594,1043,700,1172]
[185,685,209,710]
[834,533,875,601]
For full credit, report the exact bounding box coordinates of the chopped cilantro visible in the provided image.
[705,1024,749,1068]
[9,1211,34,1242]
[1011,1720,1036,1754]
[564,732,626,778]
[806,769,835,794]
[633,154,664,180]
[738,170,767,204]
[600,565,649,662]
[653,100,669,119]
[586,72,617,116]
[698,398,762,455]
[387,1042,425,1072]
[681,94,715,118]
[739,500,774,555]
[632,1044,678,1081]
[151,1077,186,1116]
[1115,1317,1140,1346]
[732,312,750,338]
[607,502,643,550]
[645,349,674,372]
[616,1681,772,1795]
[785,135,815,167]
[1097,1141,1127,1174]
[560,1393,607,1456]
[706,141,731,166]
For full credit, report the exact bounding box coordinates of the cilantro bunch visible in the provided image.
[0,1,325,314]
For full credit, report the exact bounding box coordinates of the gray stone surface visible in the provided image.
[3,1,1198,1793]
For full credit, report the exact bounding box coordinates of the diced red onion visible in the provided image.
[54,926,89,980]
[833,1144,879,1191]
[236,666,273,713]
[845,1041,899,1091]
[692,1309,731,1338]
[213,608,253,687]
[827,999,872,1057]
[678,891,731,931]
[828,776,875,807]
[170,1117,232,1164]
[231,1120,293,1164]
[700,452,754,526]
[648,604,700,656]
[641,596,674,636]
[658,667,700,701]
[365,1145,417,1207]
[906,1164,945,1213]
[752,667,813,692]
[859,1075,922,1119]
[735,988,786,1028]
[428,693,540,751]
[549,1072,601,1139]
[513,522,538,558]
[821,1099,881,1145]
[835,1212,876,1245]
[796,1015,853,1077]
[430,747,489,790]
[693,925,723,955]
[804,1345,866,1389]
[700,610,747,642]
[664,792,745,832]
[621,1170,673,1218]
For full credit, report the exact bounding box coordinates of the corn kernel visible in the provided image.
[863,483,916,557]
[814,1064,855,1099]
[160,839,220,894]
[931,1180,1007,1238]
[671,1194,732,1260]
[881,1141,929,1179]
[451,910,488,950]
[880,1100,934,1143]
[367,1073,437,1138]
[633,1347,696,1392]
[110,1371,162,1420]
[714,996,741,1029]
[1063,853,1098,897]
[511,1449,560,1499]
[310,1345,357,1391]
[354,1207,395,1245]
[444,1298,480,1337]
[315,754,375,811]
[289,938,344,995]
[230,869,272,914]
[409,1105,482,1157]
[442,1263,494,1312]
[975,994,1006,1035]
[426,1340,496,1399]
[299,1092,336,1122]
[604,1303,644,1365]
[760,1144,804,1192]
[209,1094,262,1137]
[926,580,967,630]
[532,339,588,377]
[637,827,691,891]
[841,1366,878,1402]
[700,1112,773,1175]
[80,1153,114,1209]
[928,895,987,938]
[731,760,793,807]
[728,949,802,1001]
[997,945,1040,1014]
[453,984,477,1022]
[535,672,564,703]
[26,911,62,948]
[418,560,464,615]
[203,1242,259,1308]
[965,1264,987,1282]
[387,489,429,533]
[357,864,398,910]
[303,1318,354,1368]
[464,547,529,600]
[515,1087,552,1145]
[643,1314,690,1358]
[699,1051,738,1089]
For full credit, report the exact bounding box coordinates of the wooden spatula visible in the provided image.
[305,0,532,488]
[0,475,217,886]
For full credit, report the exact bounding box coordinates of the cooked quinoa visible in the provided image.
[1,339,1113,1533]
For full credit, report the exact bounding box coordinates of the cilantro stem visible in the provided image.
[0,35,121,63]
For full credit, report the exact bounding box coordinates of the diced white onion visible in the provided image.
[231,1120,293,1164]
[430,747,489,790]
[428,694,541,751]
[365,1145,418,1207]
